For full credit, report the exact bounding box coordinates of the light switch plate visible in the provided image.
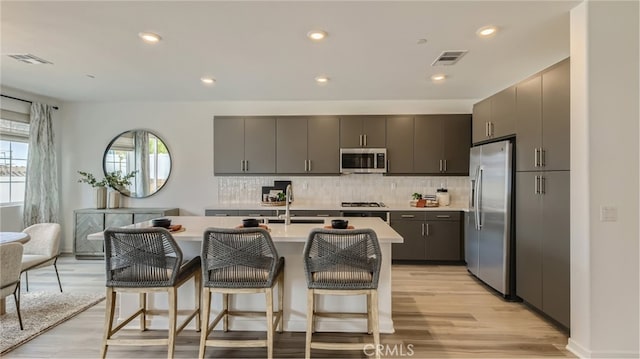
[600,206,618,222]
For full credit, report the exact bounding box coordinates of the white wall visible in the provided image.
[59,99,474,252]
[568,2,639,357]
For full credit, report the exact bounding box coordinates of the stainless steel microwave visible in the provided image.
[340,148,387,173]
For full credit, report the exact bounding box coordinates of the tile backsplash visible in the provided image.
[217,175,469,205]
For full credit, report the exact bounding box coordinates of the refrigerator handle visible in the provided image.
[469,179,475,208]
[476,167,483,229]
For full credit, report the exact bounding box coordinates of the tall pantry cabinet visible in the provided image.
[514,58,570,329]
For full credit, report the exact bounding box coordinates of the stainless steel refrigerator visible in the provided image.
[465,140,515,298]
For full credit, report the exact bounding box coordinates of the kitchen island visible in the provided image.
[88,216,403,333]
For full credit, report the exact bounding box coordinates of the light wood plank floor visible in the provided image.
[3,255,573,358]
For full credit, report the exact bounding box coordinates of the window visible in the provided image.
[0,118,30,204]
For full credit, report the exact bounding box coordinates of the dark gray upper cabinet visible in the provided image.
[541,59,570,171]
[516,59,570,172]
[491,86,517,138]
[442,115,471,174]
[472,98,491,143]
[214,116,276,174]
[472,86,516,144]
[414,115,442,174]
[214,116,245,174]
[340,115,386,148]
[516,75,543,172]
[244,117,276,173]
[277,117,308,173]
[386,115,414,174]
[276,116,340,174]
[307,116,340,174]
[414,115,471,175]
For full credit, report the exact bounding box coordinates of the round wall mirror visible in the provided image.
[103,129,171,198]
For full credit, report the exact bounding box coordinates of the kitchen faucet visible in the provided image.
[281,184,292,225]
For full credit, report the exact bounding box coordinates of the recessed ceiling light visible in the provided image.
[431,74,446,82]
[476,25,498,38]
[417,38,428,45]
[314,75,329,84]
[201,77,216,85]
[138,32,162,43]
[307,30,327,41]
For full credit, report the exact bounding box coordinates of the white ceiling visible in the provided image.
[1,1,579,103]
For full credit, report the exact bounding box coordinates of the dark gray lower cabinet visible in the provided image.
[391,211,462,261]
[74,208,179,259]
[390,214,426,260]
[516,171,570,328]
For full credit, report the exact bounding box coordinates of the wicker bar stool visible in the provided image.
[303,228,382,359]
[199,227,284,359]
[101,227,202,359]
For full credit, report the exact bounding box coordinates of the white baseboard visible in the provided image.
[567,338,640,358]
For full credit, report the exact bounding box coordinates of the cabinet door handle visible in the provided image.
[426,223,430,236]
[245,160,249,172]
[364,134,367,147]
[436,215,450,218]
[241,160,245,171]
[534,175,540,194]
[316,214,330,217]
[541,149,546,167]
[359,134,363,147]
[540,176,546,194]
[214,214,228,216]
[439,159,443,172]
[304,160,307,172]
[444,159,447,172]
[308,160,312,172]
[401,214,415,218]
[421,223,425,236]
[534,148,539,167]
[490,122,494,137]
[485,122,489,137]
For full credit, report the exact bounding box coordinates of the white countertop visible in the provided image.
[205,202,469,212]
[88,216,404,243]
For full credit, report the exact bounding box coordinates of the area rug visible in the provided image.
[0,291,105,354]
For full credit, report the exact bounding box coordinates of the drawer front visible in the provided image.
[389,211,427,221]
[205,210,239,216]
[134,213,165,223]
[291,210,341,217]
[425,212,461,221]
[105,213,133,227]
[237,210,277,217]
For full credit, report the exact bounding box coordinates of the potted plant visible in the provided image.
[410,192,422,207]
[78,171,107,209]
[104,170,137,208]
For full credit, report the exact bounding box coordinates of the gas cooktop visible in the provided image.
[341,202,386,208]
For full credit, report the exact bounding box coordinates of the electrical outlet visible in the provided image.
[600,206,618,222]
[391,182,396,190]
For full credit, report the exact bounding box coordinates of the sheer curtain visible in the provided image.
[134,130,150,197]
[23,102,59,227]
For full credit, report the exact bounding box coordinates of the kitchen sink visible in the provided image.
[265,218,325,224]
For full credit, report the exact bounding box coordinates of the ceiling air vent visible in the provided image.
[431,50,467,66]
[7,54,53,65]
